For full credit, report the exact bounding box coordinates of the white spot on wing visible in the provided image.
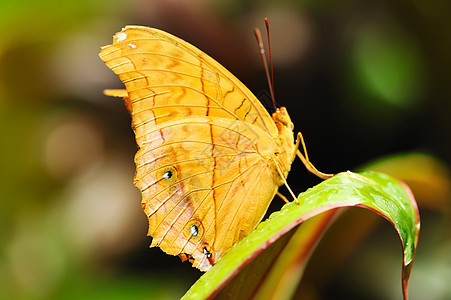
[127,43,137,49]
[116,32,127,42]
[163,171,172,179]
[190,225,198,236]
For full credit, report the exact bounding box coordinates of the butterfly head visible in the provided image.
[272,107,294,131]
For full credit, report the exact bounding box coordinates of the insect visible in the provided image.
[99,25,331,271]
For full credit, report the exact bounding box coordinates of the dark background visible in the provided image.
[0,0,449,299]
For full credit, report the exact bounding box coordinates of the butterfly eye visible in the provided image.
[183,219,204,240]
[156,166,177,186]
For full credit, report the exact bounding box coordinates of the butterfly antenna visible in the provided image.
[254,24,277,112]
[265,18,275,108]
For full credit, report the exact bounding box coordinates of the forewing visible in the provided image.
[99,26,278,140]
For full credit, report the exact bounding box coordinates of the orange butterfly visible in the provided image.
[99,26,331,271]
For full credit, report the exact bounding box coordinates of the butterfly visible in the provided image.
[99,25,331,271]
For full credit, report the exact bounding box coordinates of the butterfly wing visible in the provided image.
[99,26,283,271]
[136,116,279,271]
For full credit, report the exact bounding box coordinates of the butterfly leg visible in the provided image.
[273,158,299,204]
[103,89,128,97]
[276,191,290,204]
[294,132,334,180]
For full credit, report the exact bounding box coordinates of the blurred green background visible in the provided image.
[0,0,450,299]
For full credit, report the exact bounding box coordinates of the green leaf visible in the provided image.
[182,171,420,300]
